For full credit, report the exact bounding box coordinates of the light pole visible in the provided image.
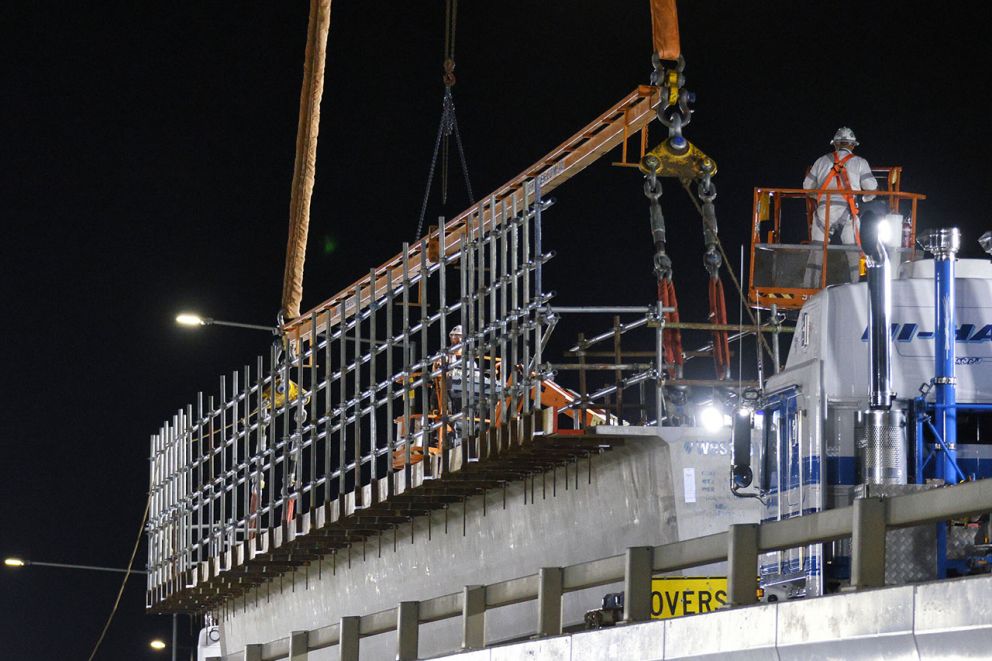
[175,312,277,334]
[4,557,176,660]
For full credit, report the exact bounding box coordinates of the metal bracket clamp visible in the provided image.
[639,137,717,181]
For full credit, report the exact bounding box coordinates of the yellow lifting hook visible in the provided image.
[639,136,717,181]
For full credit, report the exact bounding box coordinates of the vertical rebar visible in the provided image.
[466,209,477,443]
[254,357,264,543]
[437,217,449,469]
[267,344,277,531]
[324,310,333,503]
[220,374,228,549]
[280,355,291,526]
[339,303,348,497]
[197,391,205,561]
[577,333,587,430]
[310,313,319,504]
[402,243,413,469]
[613,316,623,422]
[231,370,239,544]
[459,237,469,457]
[419,239,431,471]
[534,177,543,300]
[369,270,379,485]
[487,208,498,447]
[509,196,520,425]
[352,289,362,505]
[521,186,531,416]
[241,366,250,545]
[386,270,396,492]
[498,201,509,427]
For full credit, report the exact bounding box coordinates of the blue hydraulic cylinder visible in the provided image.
[930,230,961,484]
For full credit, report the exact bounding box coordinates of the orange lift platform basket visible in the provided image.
[748,167,926,310]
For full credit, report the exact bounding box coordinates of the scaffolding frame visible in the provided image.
[147,86,698,612]
[147,188,562,610]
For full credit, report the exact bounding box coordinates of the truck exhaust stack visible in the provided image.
[861,217,907,485]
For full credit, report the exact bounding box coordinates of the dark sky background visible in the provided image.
[1,2,988,658]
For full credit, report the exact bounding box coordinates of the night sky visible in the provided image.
[2,2,988,658]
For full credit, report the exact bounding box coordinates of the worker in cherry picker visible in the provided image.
[435,325,479,442]
[802,127,879,286]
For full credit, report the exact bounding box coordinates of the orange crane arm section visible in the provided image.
[650,0,681,61]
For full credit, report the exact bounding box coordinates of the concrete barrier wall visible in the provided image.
[434,574,992,661]
[219,428,759,660]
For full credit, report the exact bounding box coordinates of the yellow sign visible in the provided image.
[650,576,728,619]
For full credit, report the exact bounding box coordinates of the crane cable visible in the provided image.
[86,495,150,661]
[415,0,475,240]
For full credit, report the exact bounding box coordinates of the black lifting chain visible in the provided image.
[697,173,721,277]
[644,164,672,281]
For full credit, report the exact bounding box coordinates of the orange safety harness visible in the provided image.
[816,151,861,246]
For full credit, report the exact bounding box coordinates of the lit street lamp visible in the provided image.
[4,556,177,660]
[4,556,146,574]
[175,312,277,334]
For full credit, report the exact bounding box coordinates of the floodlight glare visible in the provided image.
[876,218,892,244]
[3,557,25,567]
[699,405,725,432]
[150,639,167,651]
[176,313,207,327]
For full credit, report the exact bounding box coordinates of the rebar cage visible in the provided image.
[147,189,554,610]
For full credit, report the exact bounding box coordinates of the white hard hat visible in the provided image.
[830,127,859,147]
[449,324,463,337]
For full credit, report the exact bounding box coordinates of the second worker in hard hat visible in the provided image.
[435,324,482,444]
[802,127,879,286]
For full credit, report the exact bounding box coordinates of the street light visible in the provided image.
[3,557,147,574]
[175,312,277,334]
[3,557,176,659]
